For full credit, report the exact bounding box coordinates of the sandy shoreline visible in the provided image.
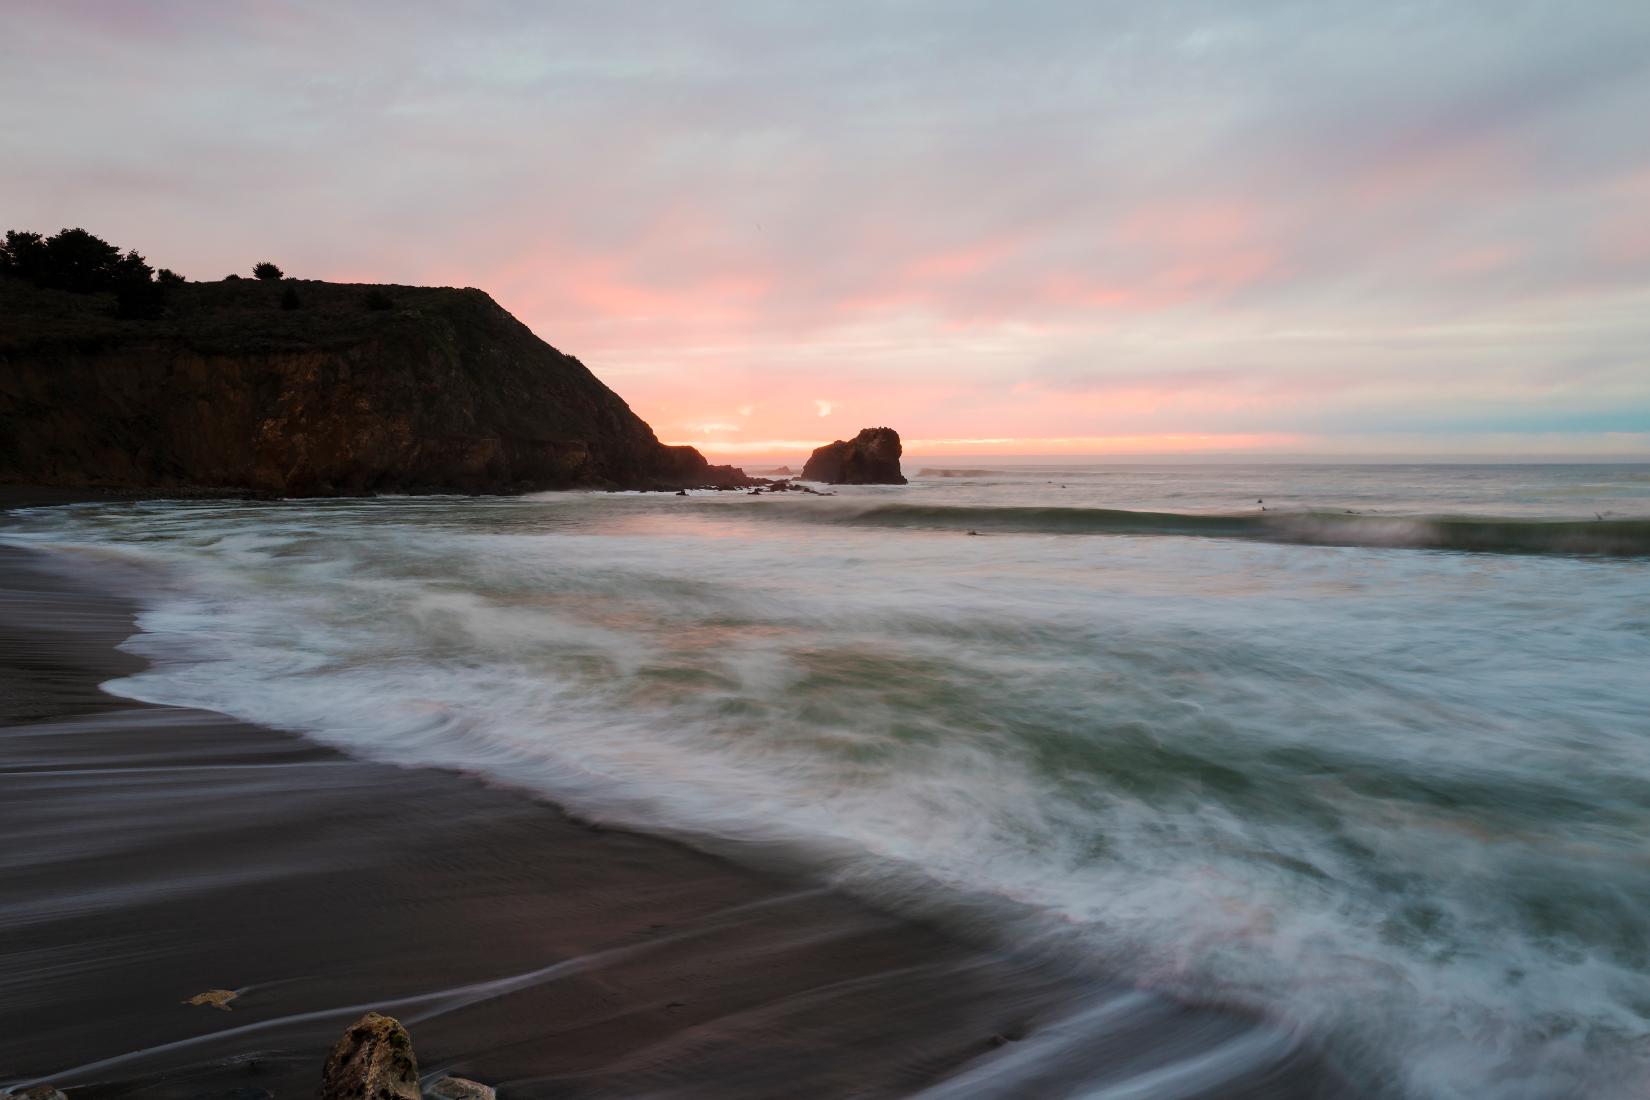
[0,514,1347,1098]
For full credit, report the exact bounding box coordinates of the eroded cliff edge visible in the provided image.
[0,276,747,495]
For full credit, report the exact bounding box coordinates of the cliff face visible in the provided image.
[802,427,907,485]
[0,277,745,495]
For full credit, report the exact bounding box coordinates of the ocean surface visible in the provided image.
[6,462,1650,1099]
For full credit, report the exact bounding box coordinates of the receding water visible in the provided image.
[6,463,1650,1099]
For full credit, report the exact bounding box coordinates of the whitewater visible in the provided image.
[6,462,1650,1099]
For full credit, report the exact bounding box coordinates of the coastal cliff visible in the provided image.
[0,275,745,495]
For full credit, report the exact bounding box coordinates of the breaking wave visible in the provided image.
[7,469,1650,1099]
[758,501,1650,556]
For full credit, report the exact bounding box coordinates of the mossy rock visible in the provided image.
[320,1011,420,1100]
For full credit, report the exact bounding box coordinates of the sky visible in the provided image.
[4,1,1649,461]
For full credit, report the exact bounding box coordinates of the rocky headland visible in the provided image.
[801,426,907,484]
[0,274,749,495]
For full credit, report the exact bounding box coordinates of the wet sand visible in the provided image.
[0,528,1350,1098]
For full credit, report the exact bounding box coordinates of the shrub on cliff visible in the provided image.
[253,261,284,280]
[0,230,45,276]
[156,268,184,285]
[1,227,153,293]
[116,279,167,320]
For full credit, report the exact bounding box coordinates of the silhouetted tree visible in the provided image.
[2,226,169,320]
[0,227,153,293]
[224,273,242,280]
[253,261,284,280]
[156,268,185,285]
[0,230,46,276]
[279,286,301,310]
[363,289,394,311]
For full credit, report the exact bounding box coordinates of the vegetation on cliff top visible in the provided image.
[0,267,454,356]
[0,227,155,294]
[1,230,747,494]
[0,226,172,320]
[0,226,305,325]
[0,224,463,358]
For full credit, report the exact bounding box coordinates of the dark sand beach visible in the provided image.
[0,511,1346,1099]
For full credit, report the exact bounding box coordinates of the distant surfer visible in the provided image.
[1258,498,1267,512]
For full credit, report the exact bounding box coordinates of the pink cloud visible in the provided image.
[902,234,1025,281]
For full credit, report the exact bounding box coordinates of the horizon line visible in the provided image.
[701,451,1650,466]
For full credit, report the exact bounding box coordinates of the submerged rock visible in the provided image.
[802,427,907,485]
[320,1012,420,1100]
[427,1077,496,1100]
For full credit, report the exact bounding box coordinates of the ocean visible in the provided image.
[6,462,1649,1099]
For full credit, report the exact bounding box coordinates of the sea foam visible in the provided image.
[6,465,1649,1099]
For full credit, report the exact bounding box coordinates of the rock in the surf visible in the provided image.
[427,1077,497,1100]
[11,1086,68,1100]
[183,988,238,1011]
[802,427,907,485]
[320,1011,420,1100]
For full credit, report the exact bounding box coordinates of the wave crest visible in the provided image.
[778,502,1650,556]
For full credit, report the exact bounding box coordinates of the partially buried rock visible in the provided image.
[11,1086,68,1100]
[184,988,238,1011]
[802,427,907,485]
[427,1078,496,1100]
[321,1012,420,1100]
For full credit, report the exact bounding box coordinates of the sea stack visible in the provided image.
[802,427,907,485]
